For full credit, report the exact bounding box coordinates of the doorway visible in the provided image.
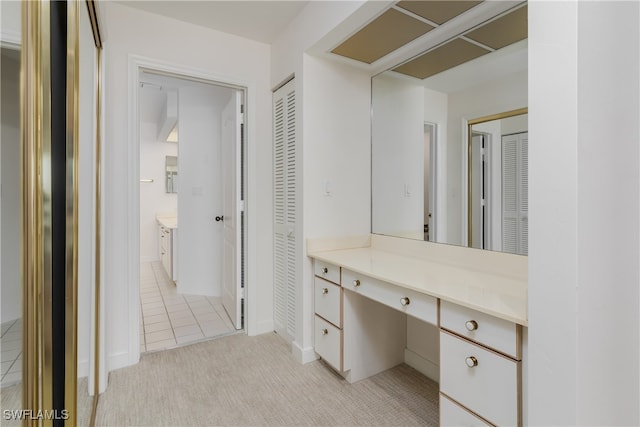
[137,69,247,353]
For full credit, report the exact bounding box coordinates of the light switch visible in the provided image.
[323,180,332,197]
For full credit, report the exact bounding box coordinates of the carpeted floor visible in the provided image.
[94,332,439,426]
[0,377,94,426]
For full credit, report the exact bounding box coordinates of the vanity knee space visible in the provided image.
[309,252,526,427]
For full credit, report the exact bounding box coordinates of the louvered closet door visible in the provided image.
[502,132,528,255]
[273,80,297,342]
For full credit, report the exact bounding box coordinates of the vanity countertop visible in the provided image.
[157,216,177,229]
[308,236,527,326]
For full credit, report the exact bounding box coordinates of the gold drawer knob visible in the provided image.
[322,288,329,295]
[465,320,478,331]
[321,267,328,274]
[353,279,361,287]
[321,328,328,336]
[465,356,478,368]
[400,297,410,306]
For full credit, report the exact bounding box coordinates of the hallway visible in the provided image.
[140,262,237,353]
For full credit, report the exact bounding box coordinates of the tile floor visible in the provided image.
[140,261,238,353]
[1,318,22,387]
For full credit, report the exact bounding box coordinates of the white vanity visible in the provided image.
[157,216,178,282]
[308,234,527,426]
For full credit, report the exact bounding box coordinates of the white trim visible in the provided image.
[404,348,439,383]
[251,319,275,337]
[0,30,20,48]
[107,351,133,373]
[292,340,319,365]
[127,55,257,368]
[461,118,470,246]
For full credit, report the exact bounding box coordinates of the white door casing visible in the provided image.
[222,91,243,329]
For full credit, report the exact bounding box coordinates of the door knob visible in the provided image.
[215,216,224,222]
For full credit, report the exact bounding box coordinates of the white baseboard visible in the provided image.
[78,358,89,378]
[292,340,318,365]
[107,350,136,372]
[404,348,439,383]
[248,319,274,336]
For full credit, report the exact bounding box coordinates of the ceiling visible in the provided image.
[118,1,309,44]
[139,72,235,125]
[332,1,527,81]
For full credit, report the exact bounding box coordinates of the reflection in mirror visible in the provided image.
[77,1,101,424]
[1,46,22,389]
[371,3,527,255]
[468,111,528,254]
[166,155,178,193]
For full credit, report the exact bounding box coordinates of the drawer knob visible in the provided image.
[353,279,361,287]
[322,288,329,295]
[400,297,410,306]
[321,328,328,336]
[465,356,478,368]
[465,320,478,331]
[321,267,328,274]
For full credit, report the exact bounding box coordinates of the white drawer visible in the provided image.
[314,315,342,372]
[440,331,520,427]
[314,260,340,285]
[342,269,437,325]
[440,394,493,427]
[440,300,520,359]
[314,277,341,327]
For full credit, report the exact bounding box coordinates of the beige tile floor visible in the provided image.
[140,262,237,353]
[1,318,22,387]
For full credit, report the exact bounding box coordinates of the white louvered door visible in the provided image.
[502,132,528,255]
[273,80,297,342]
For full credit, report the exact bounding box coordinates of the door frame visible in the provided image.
[127,56,250,363]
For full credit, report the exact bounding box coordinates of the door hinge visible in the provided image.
[241,288,245,299]
[240,200,245,212]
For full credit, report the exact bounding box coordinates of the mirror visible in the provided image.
[165,155,178,193]
[371,3,527,255]
[468,111,528,254]
[1,36,22,394]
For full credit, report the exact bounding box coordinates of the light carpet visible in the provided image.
[94,332,438,426]
[0,378,94,426]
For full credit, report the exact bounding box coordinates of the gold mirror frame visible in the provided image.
[21,1,102,425]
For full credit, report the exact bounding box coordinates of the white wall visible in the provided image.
[102,2,273,371]
[447,70,528,246]
[271,1,374,362]
[139,122,177,262]
[372,72,424,239]
[177,85,227,297]
[0,0,20,46]
[529,1,640,425]
[299,54,372,360]
[1,48,20,323]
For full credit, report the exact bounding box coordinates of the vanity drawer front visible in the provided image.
[314,315,342,372]
[440,394,493,427]
[342,269,437,325]
[314,261,340,285]
[440,300,519,359]
[440,331,519,427]
[314,277,342,327]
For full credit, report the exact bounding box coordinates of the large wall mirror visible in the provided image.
[371,1,527,255]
